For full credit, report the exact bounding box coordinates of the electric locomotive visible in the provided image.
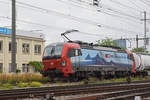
[41,41,135,81]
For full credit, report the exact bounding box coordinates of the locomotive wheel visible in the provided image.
[83,79,88,84]
[126,72,131,84]
[49,75,55,83]
[72,77,78,82]
[70,73,79,82]
[126,76,131,84]
[62,78,68,82]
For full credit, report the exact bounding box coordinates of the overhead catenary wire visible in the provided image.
[1,0,145,23]
[106,0,142,13]
[70,0,141,20]
[54,0,142,33]
[0,15,137,40]
[56,0,141,25]
[0,0,42,12]
[0,0,140,34]
[0,15,112,38]
[128,0,147,12]
[0,15,67,30]
[144,0,150,4]
[130,0,150,15]
[139,0,150,7]
[103,6,140,20]
[68,0,143,28]
[0,18,139,44]
[15,0,141,24]
[0,0,146,47]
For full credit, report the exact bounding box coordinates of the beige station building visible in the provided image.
[0,29,45,73]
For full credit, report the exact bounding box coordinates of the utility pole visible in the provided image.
[144,11,147,50]
[141,11,150,50]
[11,0,16,72]
[136,35,138,49]
[121,35,150,50]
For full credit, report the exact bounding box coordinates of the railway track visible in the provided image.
[71,87,150,100]
[1,80,150,100]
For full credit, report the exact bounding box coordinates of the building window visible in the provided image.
[9,42,17,52]
[22,43,30,53]
[8,63,12,73]
[8,63,17,73]
[34,45,41,54]
[9,42,11,51]
[0,63,3,72]
[22,64,25,72]
[0,41,3,52]
[22,64,29,73]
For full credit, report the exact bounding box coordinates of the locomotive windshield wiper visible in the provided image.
[50,48,55,56]
[52,55,61,59]
[43,55,61,59]
[43,56,53,60]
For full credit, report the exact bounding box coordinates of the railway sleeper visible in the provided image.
[106,91,150,100]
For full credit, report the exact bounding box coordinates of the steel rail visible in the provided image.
[0,80,150,99]
[71,87,150,100]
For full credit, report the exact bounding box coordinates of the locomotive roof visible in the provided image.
[68,41,125,52]
[46,41,126,52]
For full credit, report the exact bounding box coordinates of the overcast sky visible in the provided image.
[0,0,150,50]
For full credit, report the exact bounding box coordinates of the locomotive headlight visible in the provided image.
[61,60,66,66]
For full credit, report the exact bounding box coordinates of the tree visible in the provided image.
[29,61,43,72]
[97,37,118,46]
[132,47,146,53]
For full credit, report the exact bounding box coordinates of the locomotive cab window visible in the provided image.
[43,45,63,59]
[67,48,82,57]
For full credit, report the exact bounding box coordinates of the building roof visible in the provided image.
[0,27,44,39]
[0,32,45,42]
[16,30,44,39]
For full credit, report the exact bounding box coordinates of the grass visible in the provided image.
[88,76,150,84]
[0,73,47,89]
[0,73,150,89]
[0,73,49,84]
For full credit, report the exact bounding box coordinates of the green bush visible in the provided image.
[0,69,3,73]
[30,82,42,87]
[29,61,43,72]
[132,47,145,52]
[16,69,21,73]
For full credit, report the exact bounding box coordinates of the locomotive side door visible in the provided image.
[74,48,82,69]
[69,48,82,72]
